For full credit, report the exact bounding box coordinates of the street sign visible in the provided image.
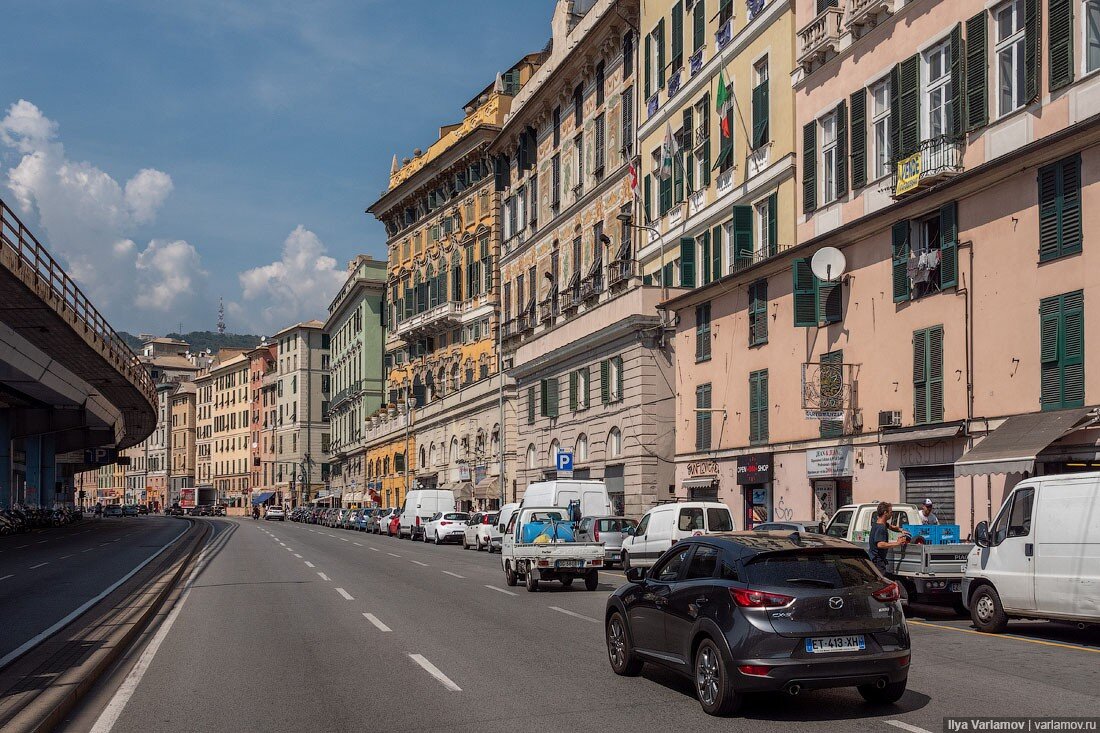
[805,410,845,420]
[83,447,119,465]
[555,451,574,472]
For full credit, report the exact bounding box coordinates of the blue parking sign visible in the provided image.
[556,451,573,472]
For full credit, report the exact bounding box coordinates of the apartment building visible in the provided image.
[271,322,330,506]
[169,381,196,503]
[208,353,250,509]
[195,372,213,507]
[246,344,277,501]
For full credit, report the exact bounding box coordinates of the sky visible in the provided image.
[0,0,551,336]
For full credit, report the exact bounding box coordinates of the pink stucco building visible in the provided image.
[665,0,1100,533]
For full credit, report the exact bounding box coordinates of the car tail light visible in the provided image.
[415,516,421,526]
[738,665,772,676]
[440,521,450,526]
[872,582,901,603]
[594,525,600,542]
[730,588,795,608]
[897,654,911,668]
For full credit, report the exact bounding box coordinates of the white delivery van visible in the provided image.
[399,489,457,540]
[495,502,521,551]
[963,472,1100,632]
[520,480,612,519]
[619,501,735,569]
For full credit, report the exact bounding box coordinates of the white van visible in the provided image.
[963,472,1100,632]
[619,501,736,569]
[495,502,521,551]
[399,489,457,540]
[520,480,612,519]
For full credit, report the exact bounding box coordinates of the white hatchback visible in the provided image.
[423,512,469,545]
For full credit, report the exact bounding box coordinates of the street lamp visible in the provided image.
[616,212,667,301]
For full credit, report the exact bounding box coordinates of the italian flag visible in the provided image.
[716,69,732,139]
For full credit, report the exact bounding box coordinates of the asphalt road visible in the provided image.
[64,518,1100,733]
[0,515,188,663]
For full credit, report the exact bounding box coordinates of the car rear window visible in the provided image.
[707,508,733,532]
[443,513,467,521]
[678,508,704,531]
[487,513,499,523]
[598,518,637,532]
[744,552,880,590]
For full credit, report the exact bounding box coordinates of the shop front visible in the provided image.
[736,453,772,529]
[682,459,720,501]
[806,446,854,523]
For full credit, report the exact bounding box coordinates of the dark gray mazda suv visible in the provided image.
[604,532,911,715]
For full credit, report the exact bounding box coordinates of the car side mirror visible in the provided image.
[974,521,990,548]
[626,566,647,584]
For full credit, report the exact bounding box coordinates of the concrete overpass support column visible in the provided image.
[42,435,57,507]
[0,411,11,507]
[25,436,41,507]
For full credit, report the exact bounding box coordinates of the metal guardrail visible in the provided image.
[0,198,155,404]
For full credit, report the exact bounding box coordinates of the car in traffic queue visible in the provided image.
[604,532,910,716]
[387,512,402,537]
[752,521,825,534]
[265,506,285,521]
[104,505,124,518]
[576,516,638,567]
[462,512,500,551]
[423,512,469,544]
[122,504,139,517]
[619,501,736,570]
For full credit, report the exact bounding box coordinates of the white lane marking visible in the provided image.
[353,542,362,546]
[363,613,391,632]
[409,654,461,692]
[410,560,429,567]
[442,571,465,579]
[0,574,13,581]
[278,542,285,546]
[387,552,401,558]
[294,554,303,558]
[885,722,934,733]
[30,562,49,569]
[37,540,48,544]
[59,554,74,559]
[304,561,315,568]
[0,522,190,670]
[285,547,293,551]
[335,587,354,600]
[369,547,380,552]
[484,585,517,597]
[340,538,349,543]
[16,545,29,549]
[82,548,94,553]
[317,572,331,581]
[549,606,600,623]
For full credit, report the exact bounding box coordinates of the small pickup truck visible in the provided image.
[500,507,605,592]
[826,502,973,612]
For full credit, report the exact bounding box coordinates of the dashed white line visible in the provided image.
[442,571,465,579]
[484,585,517,597]
[81,548,94,553]
[304,561,315,568]
[294,553,303,558]
[353,542,362,546]
[363,613,391,632]
[548,606,600,623]
[285,547,293,551]
[29,562,48,570]
[335,587,354,600]
[410,560,429,567]
[59,554,74,560]
[369,547,380,552]
[278,542,286,546]
[387,552,401,558]
[409,654,461,692]
[0,574,13,581]
[340,538,349,543]
[15,545,29,549]
[36,540,48,544]
[317,572,331,581]
[885,722,934,733]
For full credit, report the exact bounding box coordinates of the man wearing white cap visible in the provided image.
[919,498,939,525]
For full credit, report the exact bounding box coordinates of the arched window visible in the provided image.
[420,445,427,469]
[475,429,486,457]
[607,427,622,458]
[449,436,459,464]
[490,425,500,458]
[450,363,460,392]
[576,433,588,462]
[383,456,390,475]
[548,439,561,467]
[526,444,537,469]
[429,442,437,467]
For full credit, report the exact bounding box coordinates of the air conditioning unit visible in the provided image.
[878,410,902,429]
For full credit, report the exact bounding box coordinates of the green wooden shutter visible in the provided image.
[660,174,673,215]
[913,329,928,425]
[671,2,683,71]
[929,325,944,422]
[749,370,769,443]
[793,258,817,327]
[819,279,842,324]
[701,94,712,186]
[1039,155,1083,261]
[899,54,921,156]
[548,378,559,418]
[700,231,712,285]
[693,0,706,51]
[680,237,696,287]
[965,12,988,131]
[643,174,653,221]
[600,359,610,403]
[1040,296,1061,407]
[939,201,958,288]
[752,79,769,148]
[892,220,911,302]
[1038,164,1059,261]
[835,100,848,198]
[684,108,694,194]
[802,122,817,213]
[820,350,844,438]
[673,150,684,203]
[1049,0,1075,91]
[644,27,652,99]
[584,366,591,407]
[767,192,778,257]
[1040,291,1085,410]
[614,355,624,401]
[540,379,549,417]
[749,281,768,346]
[733,205,753,269]
[696,384,711,451]
[1060,156,1083,257]
[712,225,723,277]
[949,23,963,139]
[1063,291,1085,408]
[1024,0,1039,102]
[850,89,867,190]
[527,386,535,424]
[569,371,578,412]
[890,63,902,161]
[657,18,666,89]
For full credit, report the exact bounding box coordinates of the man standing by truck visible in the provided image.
[918,499,940,524]
[869,501,909,574]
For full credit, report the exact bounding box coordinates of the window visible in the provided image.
[527,386,536,424]
[1038,155,1083,261]
[692,96,710,188]
[596,61,606,106]
[622,86,635,159]
[573,133,584,196]
[749,281,768,346]
[751,58,769,149]
[526,444,537,469]
[819,350,844,438]
[990,487,1035,544]
[623,31,634,78]
[1088,0,1100,73]
[548,439,561,467]
[1040,290,1085,410]
[576,434,588,462]
[995,0,1026,116]
[923,40,953,138]
[695,302,711,361]
[573,83,583,127]
[696,383,712,451]
[601,356,624,403]
[871,78,891,179]
[792,258,842,326]
[594,114,606,174]
[749,369,768,444]
[569,368,590,411]
[755,193,777,258]
[891,202,958,302]
[653,545,691,582]
[540,378,559,418]
[820,111,838,204]
[913,326,945,424]
[685,545,719,579]
[645,21,666,99]
[607,427,622,458]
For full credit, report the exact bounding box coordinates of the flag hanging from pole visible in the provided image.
[716,69,732,139]
[659,122,680,180]
[628,159,639,198]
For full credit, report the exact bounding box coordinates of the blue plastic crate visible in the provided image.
[902,523,961,545]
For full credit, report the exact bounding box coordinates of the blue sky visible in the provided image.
[0,0,551,335]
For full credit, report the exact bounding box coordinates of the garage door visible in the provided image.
[902,466,956,523]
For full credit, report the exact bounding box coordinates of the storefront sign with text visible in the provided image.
[736,453,773,485]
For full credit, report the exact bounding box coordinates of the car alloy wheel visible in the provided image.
[606,613,642,676]
[694,639,740,716]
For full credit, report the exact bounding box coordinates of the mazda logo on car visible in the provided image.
[829,597,844,609]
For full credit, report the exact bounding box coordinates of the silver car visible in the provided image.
[576,516,638,566]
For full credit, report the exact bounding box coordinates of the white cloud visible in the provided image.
[233,225,345,331]
[135,239,207,311]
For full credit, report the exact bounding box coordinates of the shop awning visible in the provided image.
[451,482,474,501]
[682,478,718,491]
[879,422,964,445]
[251,491,274,505]
[954,408,1096,477]
[474,477,498,500]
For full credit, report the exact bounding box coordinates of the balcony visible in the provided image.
[579,275,603,302]
[331,380,364,409]
[538,299,557,325]
[667,68,683,98]
[798,4,844,71]
[501,318,519,342]
[607,259,636,289]
[646,94,659,118]
[731,243,794,275]
[393,301,461,340]
[518,309,535,334]
[261,370,280,389]
[888,136,965,199]
[715,19,733,51]
[689,48,704,77]
[846,0,894,32]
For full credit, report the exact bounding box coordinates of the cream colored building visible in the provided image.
[169,381,197,503]
[271,322,330,506]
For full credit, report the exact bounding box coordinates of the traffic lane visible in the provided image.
[100,519,475,733]
[0,516,187,661]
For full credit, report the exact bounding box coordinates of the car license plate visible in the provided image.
[805,635,865,653]
[557,560,581,568]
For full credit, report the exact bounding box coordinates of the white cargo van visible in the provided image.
[520,480,612,519]
[619,501,735,569]
[399,489,457,540]
[963,472,1100,632]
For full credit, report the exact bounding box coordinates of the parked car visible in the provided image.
[605,532,910,716]
[265,506,285,521]
[387,512,402,537]
[354,509,373,531]
[137,504,149,515]
[463,512,500,551]
[424,512,469,544]
[619,502,736,570]
[576,516,638,567]
[495,503,520,552]
[399,489,457,540]
[367,509,388,534]
[752,520,824,534]
[122,504,139,517]
[104,505,123,518]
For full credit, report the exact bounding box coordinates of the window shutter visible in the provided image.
[793,258,817,327]
[890,63,902,161]
[680,237,696,287]
[1039,296,1061,407]
[673,142,684,203]
[671,2,683,70]
[835,100,848,198]
[548,378,559,418]
[939,201,958,288]
[693,0,706,51]
[965,12,988,131]
[644,174,653,221]
[709,229,721,279]
[850,89,867,191]
[767,192,778,257]
[540,379,548,417]
[600,359,611,403]
[1060,155,1083,257]
[584,366,591,406]
[527,386,535,424]
[569,371,578,411]
[683,108,694,193]
[700,231,711,285]
[657,18,666,89]
[892,220,911,302]
[1063,291,1085,407]
[913,329,928,425]
[733,205,753,269]
[1039,156,1083,261]
[820,279,842,324]
[899,54,921,157]
[1024,0,1039,102]
[949,23,963,139]
[929,325,944,422]
[660,174,673,215]
[752,80,769,149]
[644,30,652,99]
[615,355,624,400]
[802,122,817,213]
[702,95,712,186]
[749,281,768,346]
[1049,0,1074,91]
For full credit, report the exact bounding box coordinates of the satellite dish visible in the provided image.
[811,247,847,282]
